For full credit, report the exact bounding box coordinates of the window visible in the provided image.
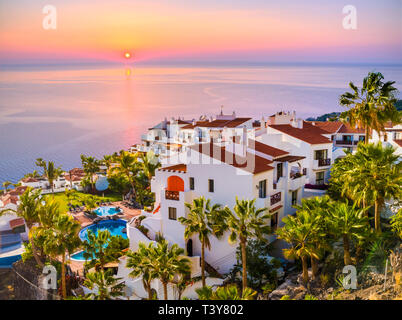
[314,149,328,160]
[291,190,298,206]
[271,212,278,231]
[258,180,267,198]
[316,171,325,185]
[277,163,283,181]
[189,177,195,190]
[208,179,214,193]
[168,207,177,220]
[359,136,365,142]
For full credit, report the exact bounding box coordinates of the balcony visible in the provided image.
[335,140,352,145]
[318,158,331,167]
[165,190,180,201]
[270,192,282,206]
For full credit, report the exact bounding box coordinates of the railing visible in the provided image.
[318,158,331,167]
[335,140,352,145]
[290,172,302,180]
[270,192,281,206]
[165,190,180,201]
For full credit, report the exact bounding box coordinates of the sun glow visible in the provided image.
[124,52,131,59]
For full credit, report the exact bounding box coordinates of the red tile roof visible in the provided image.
[248,139,289,158]
[309,121,365,134]
[269,122,331,145]
[394,140,402,147]
[190,142,274,174]
[21,177,40,183]
[181,118,251,129]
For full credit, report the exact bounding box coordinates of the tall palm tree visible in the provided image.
[150,240,190,300]
[42,213,81,299]
[328,202,369,265]
[36,159,63,194]
[340,72,399,143]
[0,187,44,267]
[126,242,157,300]
[80,155,101,192]
[332,143,402,233]
[2,181,12,192]
[84,269,124,300]
[110,151,139,200]
[276,211,321,286]
[179,197,223,287]
[223,198,270,291]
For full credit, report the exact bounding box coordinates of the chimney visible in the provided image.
[261,116,266,128]
[242,125,247,156]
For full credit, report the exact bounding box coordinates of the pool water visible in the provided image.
[70,250,94,261]
[93,206,122,217]
[79,220,128,241]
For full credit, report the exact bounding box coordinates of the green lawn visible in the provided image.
[43,191,123,213]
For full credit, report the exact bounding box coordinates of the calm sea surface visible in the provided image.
[0,64,401,186]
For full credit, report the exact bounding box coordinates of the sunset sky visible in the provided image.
[0,0,401,65]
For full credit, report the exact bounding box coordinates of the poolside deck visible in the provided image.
[69,201,141,227]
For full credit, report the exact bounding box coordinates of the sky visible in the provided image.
[0,0,401,65]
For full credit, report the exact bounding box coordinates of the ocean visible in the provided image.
[0,63,401,186]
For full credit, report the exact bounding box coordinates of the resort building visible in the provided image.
[370,122,402,156]
[118,133,306,297]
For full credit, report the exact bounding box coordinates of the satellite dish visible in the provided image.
[95,176,109,191]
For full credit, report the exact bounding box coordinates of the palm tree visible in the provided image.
[110,151,139,200]
[2,181,12,192]
[80,155,101,192]
[328,202,369,265]
[139,151,161,181]
[276,211,321,285]
[340,72,399,143]
[151,240,190,300]
[36,159,63,194]
[65,189,77,207]
[102,155,114,172]
[126,242,157,299]
[179,197,223,287]
[196,285,257,300]
[84,195,99,213]
[223,198,270,291]
[42,213,81,299]
[0,187,44,267]
[292,196,331,279]
[332,143,402,233]
[84,269,124,300]
[83,230,111,272]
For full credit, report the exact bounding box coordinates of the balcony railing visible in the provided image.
[335,140,352,145]
[318,158,331,167]
[165,190,180,201]
[270,192,281,206]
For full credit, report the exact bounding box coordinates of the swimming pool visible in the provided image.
[79,219,128,241]
[72,220,128,261]
[93,206,122,217]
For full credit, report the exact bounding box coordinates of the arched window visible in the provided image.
[167,176,184,192]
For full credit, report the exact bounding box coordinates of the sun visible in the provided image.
[124,52,131,59]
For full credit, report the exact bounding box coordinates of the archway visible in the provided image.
[167,175,184,192]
